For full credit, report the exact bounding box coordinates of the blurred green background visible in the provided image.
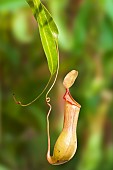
[0,0,113,170]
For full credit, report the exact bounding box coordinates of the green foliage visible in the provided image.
[26,0,59,75]
[1,0,113,170]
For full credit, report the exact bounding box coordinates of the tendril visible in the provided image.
[13,75,52,107]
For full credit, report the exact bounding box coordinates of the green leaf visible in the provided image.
[26,0,59,75]
[42,4,58,44]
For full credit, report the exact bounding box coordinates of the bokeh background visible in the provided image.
[0,0,113,170]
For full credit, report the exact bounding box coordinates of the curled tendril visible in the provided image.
[13,76,52,107]
[13,44,59,107]
[46,97,50,103]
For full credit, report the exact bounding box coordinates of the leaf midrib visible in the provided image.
[38,3,56,74]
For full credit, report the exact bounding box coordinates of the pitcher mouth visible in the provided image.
[63,89,81,108]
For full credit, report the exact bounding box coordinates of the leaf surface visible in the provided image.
[26,0,59,75]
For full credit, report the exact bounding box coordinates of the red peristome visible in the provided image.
[63,89,81,108]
